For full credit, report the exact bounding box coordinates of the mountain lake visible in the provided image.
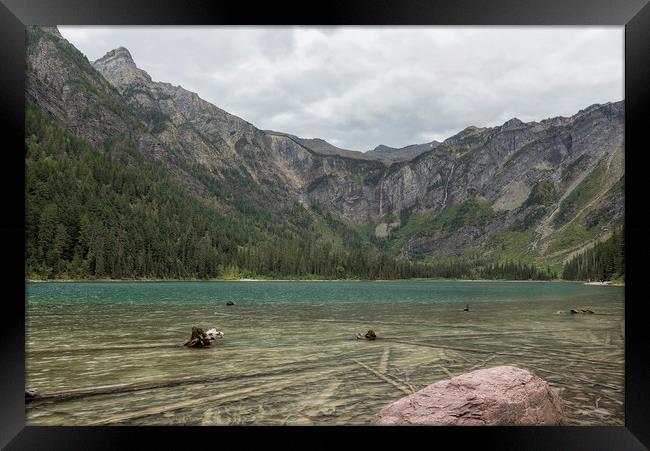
[25,280,624,426]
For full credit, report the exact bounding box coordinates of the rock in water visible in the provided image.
[372,365,566,426]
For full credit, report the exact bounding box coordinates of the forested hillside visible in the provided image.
[24,26,623,281]
[562,228,625,282]
[30,105,554,280]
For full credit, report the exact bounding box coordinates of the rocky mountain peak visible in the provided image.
[372,145,394,153]
[92,46,152,90]
[103,46,135,63]
[500,117,526,131]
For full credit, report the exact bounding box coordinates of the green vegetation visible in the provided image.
[545,219,600,256]
[480,260,557,280]
[483,228,537,263]
[502,140,536,167]
[138,108,170,134]
[562,228,624,281]
[524,179,559,207]
[26,105,261,279]
[26,104,559,282]
[438,199,495,230]
[560,154,591,190]
[510,207,547,232]
[582,176,624,229]
[554,159,608,226]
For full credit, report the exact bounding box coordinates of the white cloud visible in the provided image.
[58,26,623,151]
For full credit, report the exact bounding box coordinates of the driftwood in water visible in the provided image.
[386,339,621,370]
[385,338,494,354]
[25,389,40,401]
[184,327,213,348]
[570,308,595,315]
[441,367,454,378]
[86,364,356,425]
[468,354,498,371]
[25,378,198,403]
[356,330,377,340]
[352,359,412,395]
[26,351,359,404]
[526,365,622,391]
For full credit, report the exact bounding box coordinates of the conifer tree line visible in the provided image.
[562,228,625,281]
[26,105,557,281]
[479,261,557,280]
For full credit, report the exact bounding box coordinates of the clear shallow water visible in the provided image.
[26,281,624,425]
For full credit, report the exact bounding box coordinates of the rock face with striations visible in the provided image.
[26,26,624,264]
[372,366,567,426]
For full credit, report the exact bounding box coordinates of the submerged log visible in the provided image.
[86,364,357,425]
[569,308,595,315]
[352,359,412,395]
[25,389,40,402]
[372,365,567,426]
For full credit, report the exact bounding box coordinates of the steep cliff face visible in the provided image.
[26,26,624,266]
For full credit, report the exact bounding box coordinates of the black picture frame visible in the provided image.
[1,0,649,448]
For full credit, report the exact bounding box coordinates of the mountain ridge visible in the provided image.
[26,26,624,279]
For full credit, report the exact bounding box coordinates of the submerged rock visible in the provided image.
[372,365,566,426]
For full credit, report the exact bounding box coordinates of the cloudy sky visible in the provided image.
[58,26,623,151]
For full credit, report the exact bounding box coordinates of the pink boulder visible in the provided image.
[372,365,566,426]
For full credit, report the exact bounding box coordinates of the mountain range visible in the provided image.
[25,26,624,279]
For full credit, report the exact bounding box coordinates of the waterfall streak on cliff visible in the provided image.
[442,164,455,209]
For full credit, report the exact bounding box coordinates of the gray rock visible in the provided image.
[26,26,624,263]
[372,365,567,426]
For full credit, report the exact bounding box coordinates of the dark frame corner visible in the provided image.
[1,0,649,449]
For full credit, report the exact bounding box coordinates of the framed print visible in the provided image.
[1,0,649,448]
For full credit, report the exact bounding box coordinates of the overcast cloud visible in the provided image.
[58,26,623,151]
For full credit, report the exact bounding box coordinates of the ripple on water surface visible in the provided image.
[26,281,624,425]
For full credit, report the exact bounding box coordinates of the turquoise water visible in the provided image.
[26,281,624,425]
